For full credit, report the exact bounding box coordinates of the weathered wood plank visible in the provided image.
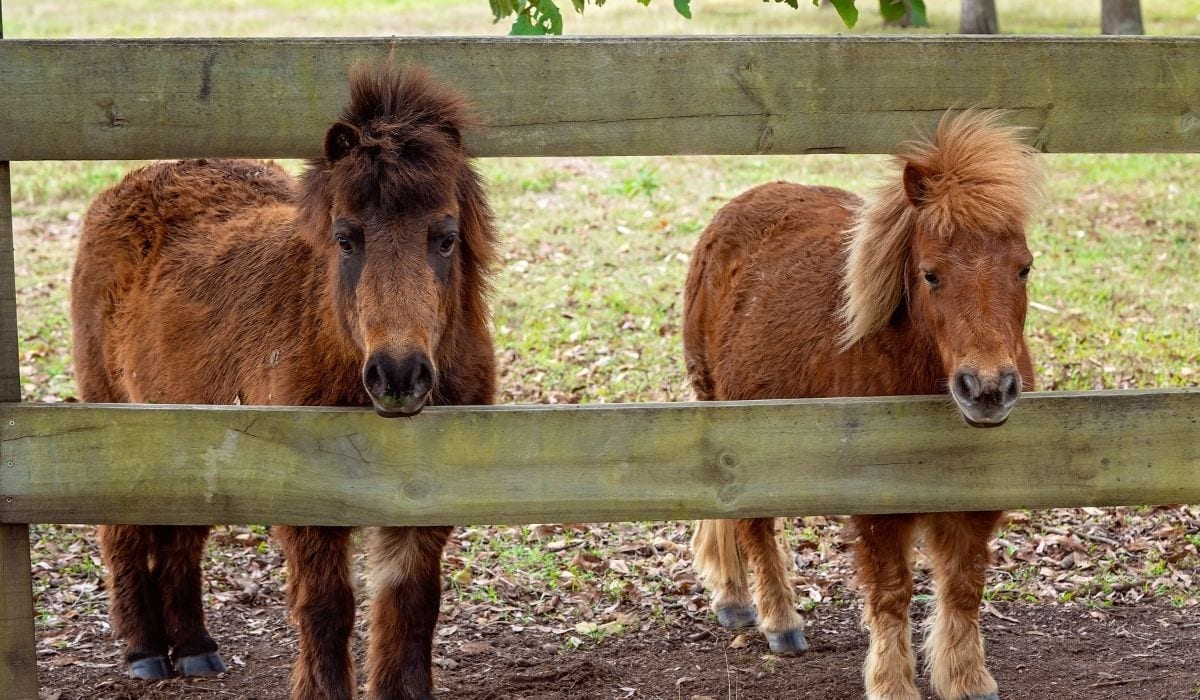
[0,164,15,401]
[1,390,1196,526]
[0,3,41,695]
[1,36,1198,160]
[0,523,37,700]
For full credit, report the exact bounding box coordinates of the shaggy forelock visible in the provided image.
[302,62,478,219]
[838,110,1043,349]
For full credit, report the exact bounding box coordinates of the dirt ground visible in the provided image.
[38,599,1200,700]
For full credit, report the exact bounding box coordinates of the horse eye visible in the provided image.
[438,233,457,257]
[335,234,354,256]
[1019,266,1031,282]
[923,271,941,288]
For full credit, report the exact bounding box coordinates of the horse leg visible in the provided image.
[152,525,226,676]
[276,525,355,700]
[366,526,452,700]
[923,511,1004,700]
[734,517,806,653]
[99,524,172,679]
[854,514,919,700]
[692,519,756,629]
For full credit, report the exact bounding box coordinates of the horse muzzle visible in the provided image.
[363,350,436,418]
[950,366,1020,428]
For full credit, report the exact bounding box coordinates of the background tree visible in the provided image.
[960,0,998,34]
[1102,0,1144,34]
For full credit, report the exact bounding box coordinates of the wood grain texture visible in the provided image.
[0,164,15,402]
[1,390,1196,526]
[0,524,37,700]
[1,36,1198,160]
[0,4,40,695]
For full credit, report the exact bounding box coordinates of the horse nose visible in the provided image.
[362,351,435,417]
[950,367,1021,427]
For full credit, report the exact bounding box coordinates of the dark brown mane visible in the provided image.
[299,62,480,227]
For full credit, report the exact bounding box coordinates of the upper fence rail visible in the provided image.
[1,36,1199,160]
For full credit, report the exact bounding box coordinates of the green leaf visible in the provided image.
[878,0,906,22]
[510,11,546,34]
[673,0,692,18]
[571,0,585,14]
[826,0,859,27]
[536,0,564,33]
[490,0,518,21]
[636,0,651,6]
[907,0,928,27]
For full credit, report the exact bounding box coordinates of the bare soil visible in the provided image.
[38,600,1200,700]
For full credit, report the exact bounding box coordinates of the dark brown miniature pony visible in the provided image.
[684,112,1040,700]
[72,63,496,699]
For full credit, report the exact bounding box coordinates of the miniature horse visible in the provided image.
[71,63,497,699]
[684,112,1040,700]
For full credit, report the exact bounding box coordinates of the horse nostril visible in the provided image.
[999,369,1021,406]
[953,369,982,403]
[363,357,390,399]
[401,353,435,398]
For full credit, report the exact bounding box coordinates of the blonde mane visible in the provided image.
[837,110,1043,349]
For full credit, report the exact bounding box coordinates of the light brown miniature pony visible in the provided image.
[684,111,1040,700]
[71,63,497,699]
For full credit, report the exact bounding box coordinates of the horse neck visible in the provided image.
[860,311,946,395]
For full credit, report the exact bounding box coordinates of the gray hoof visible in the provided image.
[176,652,227,677]
[766,628,809,655]
[715,605,758,629]
[129,655,173,680]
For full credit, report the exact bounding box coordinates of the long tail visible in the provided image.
[692,519,743,592]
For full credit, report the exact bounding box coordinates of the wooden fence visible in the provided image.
[1,22,1198,697]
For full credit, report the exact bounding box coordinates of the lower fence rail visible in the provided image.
[2,389,1197,526]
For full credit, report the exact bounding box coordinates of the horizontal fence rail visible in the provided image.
[1,36,1200,160]
[1,389,1196,526]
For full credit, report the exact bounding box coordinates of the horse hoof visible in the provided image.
[176,652,228,677]
[766,628,809,655]
[715,606,758,629]
[129,655,173,680]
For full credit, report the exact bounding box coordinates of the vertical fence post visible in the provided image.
[0,2,41,696]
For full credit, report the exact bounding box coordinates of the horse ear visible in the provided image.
[324,121,361,163]
[902,162,931,207]
[440,123,464,149]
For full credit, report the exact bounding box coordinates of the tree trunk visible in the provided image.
[960,0,999,34]
[1102,0,1143,34]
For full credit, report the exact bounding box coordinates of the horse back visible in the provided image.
[71,159,294,402]
[683,182,861,401]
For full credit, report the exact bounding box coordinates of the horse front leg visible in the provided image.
[692,519,756,629]
[923,511,1004,700]
[99,524,172,679]
[152,525,226,677]
[276,525,355,700]
[734,517,807,653]
[366,525,452,700]
[854,514,919,700]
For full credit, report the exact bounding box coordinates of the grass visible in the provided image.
[7,0,1200,646]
